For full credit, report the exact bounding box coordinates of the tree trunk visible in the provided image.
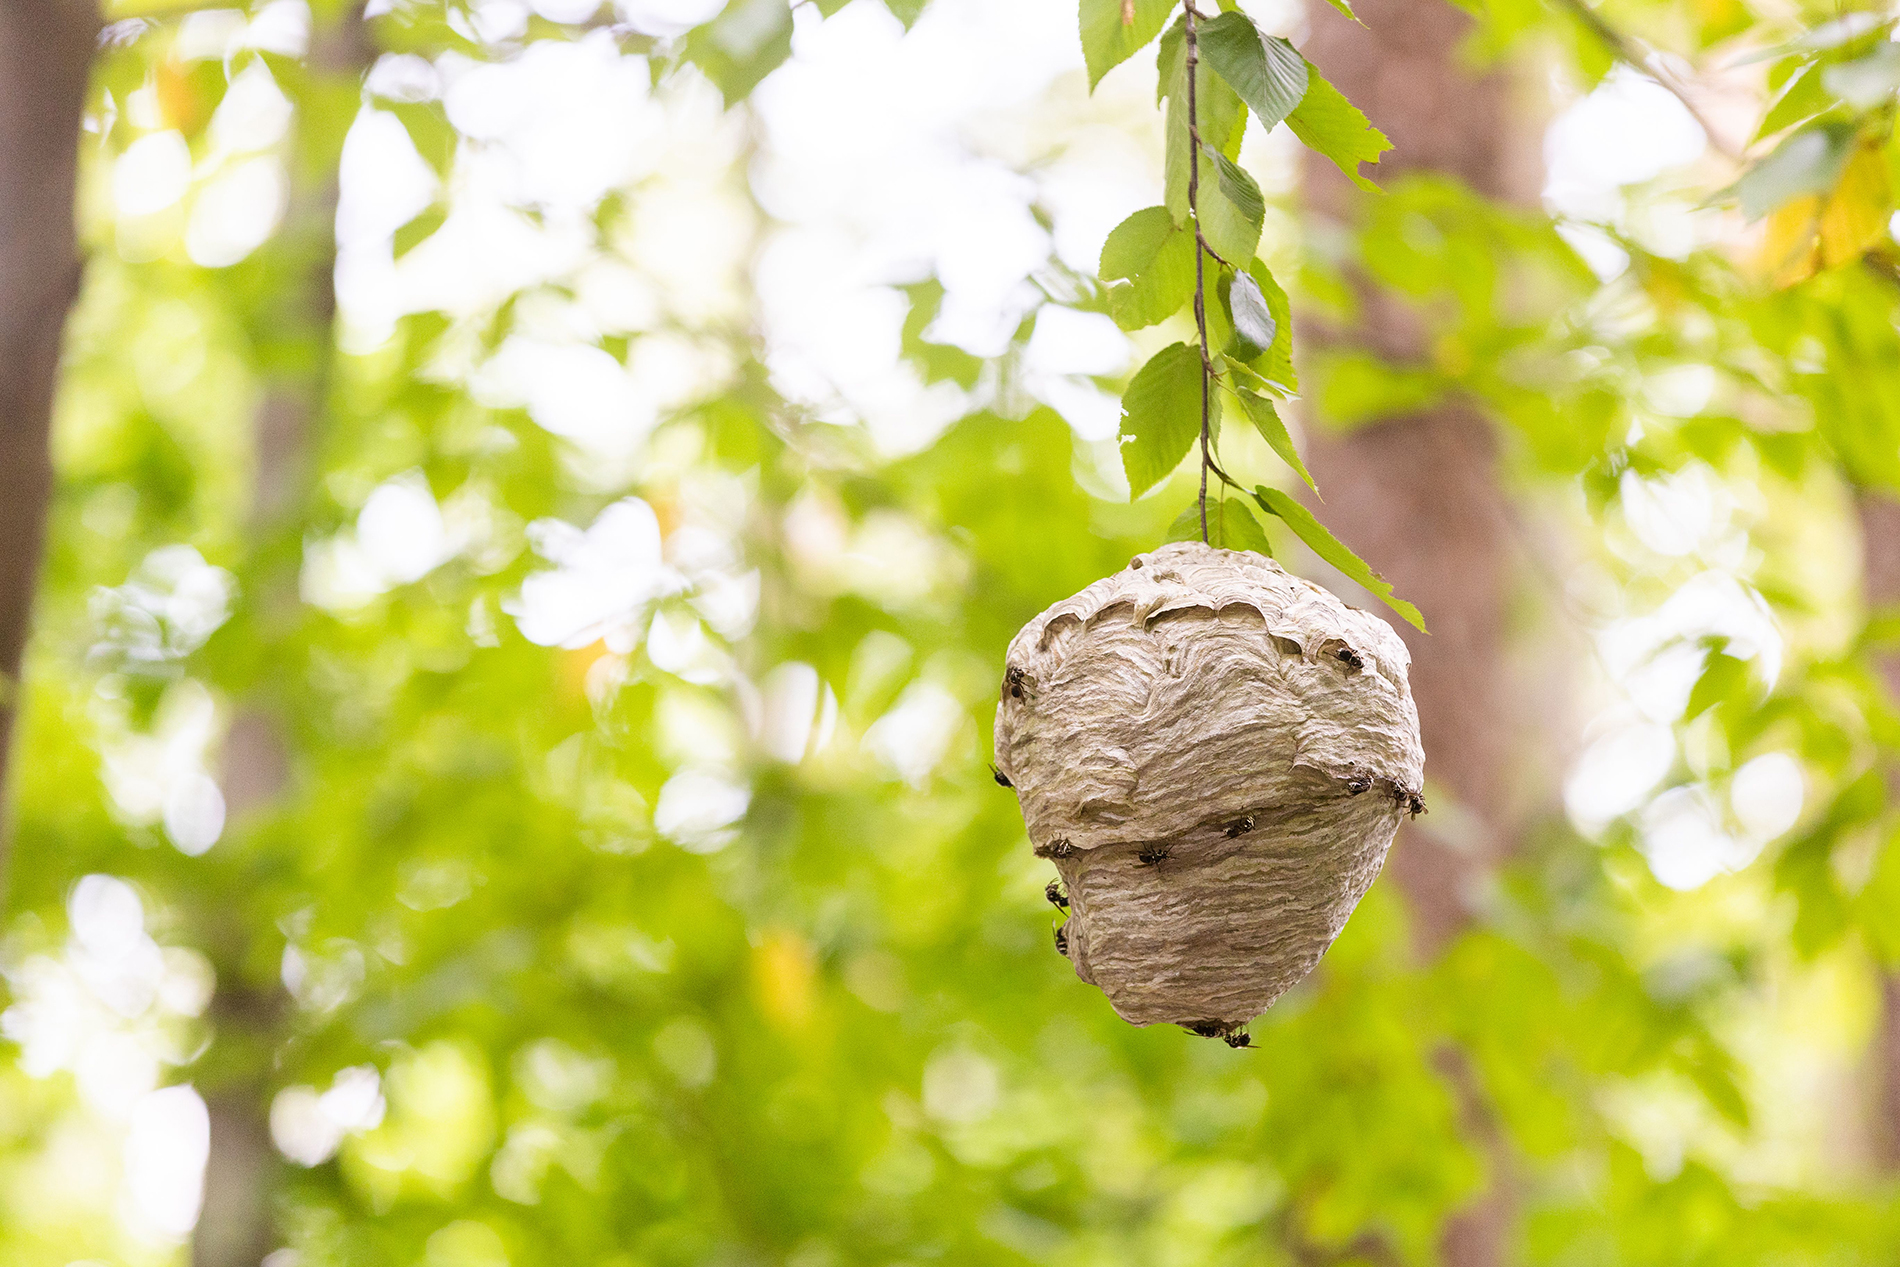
[193,11,371,1267]
[0,0,99,871]
[1298,1,1542,1261]
[1863,493,1900,1167]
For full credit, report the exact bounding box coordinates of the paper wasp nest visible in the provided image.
[994,541,1424,1030]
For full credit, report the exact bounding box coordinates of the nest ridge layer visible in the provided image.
[995,540,1425,1026]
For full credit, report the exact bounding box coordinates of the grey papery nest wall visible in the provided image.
[994,541,1425,1032]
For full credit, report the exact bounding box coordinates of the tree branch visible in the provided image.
[0,0,101,888]
[1552,0,1743,162]
[1186,2,1213,544]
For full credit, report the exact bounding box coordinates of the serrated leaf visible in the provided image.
[1252,485,1425,631]
[1120,342,1210,499]
[1161,16,1246,223]
[1287,64,1391,192]
[1231,387,1316,491]
[1244,259,1296,392]
[1100,206,1196,330]
[1227,270,1277,353]
[1081,0,1176,90]
[1200,147,1265,264]
[1201,266,1235,369]
[1198,12,1307,132]
[1165,496,1273,554]
[1734,125,1855,220]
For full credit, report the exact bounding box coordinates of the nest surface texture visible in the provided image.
[994,541,1424,1028]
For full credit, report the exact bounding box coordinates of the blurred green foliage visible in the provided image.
[7,1,1900,1266]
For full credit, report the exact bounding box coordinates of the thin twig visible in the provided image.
[1553,0,1744,162]
[1186,2,1213,544]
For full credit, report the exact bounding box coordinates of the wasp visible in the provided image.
[1224,814,1256,839]
[1137,843,1171,866]
[1185,1020,1251,1049]
[1045,880,1068,909]
[1035,836,1074,860]
[991,763,1012,788]
[1054,924,1068,955]
[1346,775,1371,796]
[1004,665,1027,701]
[1407,792,1427,817]
[1335,647,1363,670]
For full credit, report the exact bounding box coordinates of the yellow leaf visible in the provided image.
[1818,140,1893,269]
[1758,195,1820,288]
[753,929,818,1031]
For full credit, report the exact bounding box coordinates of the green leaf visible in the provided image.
[1230,387,1316,491]
[1120,342,1210,499]
[1287,64,1391,192]
[899,279,982,388]
[684,0,794,105]
[1754,62,1830,142]
[1734,125,1855,220]
[1683,1048,1752,1130]
[1165,495,1273,554]
[1200,147,1265,264]
[1100,206,1196,330]
[1825,43,1900,109]
[1252,485,1426,631]
[1321,0,1359,17]
[1241,259,1296,391]
[1317,349,1446,426]
[393,206,446,259]
[1202,263,1236,362]
[385,101,457,178]
[1161,16,1246,223]
[1858,824,1900,967]
[1080,0,1177,90]
[1684,642,1750,719]
[1197,12,1307,132]
[1227,269,1277,353]
[1777,828,1851,956]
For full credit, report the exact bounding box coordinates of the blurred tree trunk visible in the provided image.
[1297,1,1543,1262]
[195,9,371,1267]
[1863,493,1900,1166]
[0,0,99,869]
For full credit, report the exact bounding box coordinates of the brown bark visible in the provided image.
[1298,0,1540,953]
[193,12,371,1267]
[1297,0,1540,1261]
[0,0,99,867]
[1863,493,1900,1167]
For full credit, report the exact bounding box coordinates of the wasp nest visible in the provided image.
[994,541,1424,1033]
